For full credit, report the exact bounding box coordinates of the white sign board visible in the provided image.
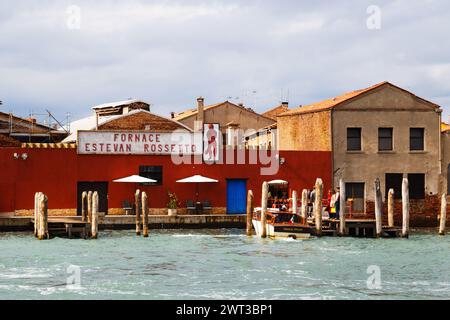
[203,123,220,162]
[77,131,203,155]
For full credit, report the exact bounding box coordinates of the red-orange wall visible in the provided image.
[0,148,332,212]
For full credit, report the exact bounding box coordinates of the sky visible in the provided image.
[1,0,450,126]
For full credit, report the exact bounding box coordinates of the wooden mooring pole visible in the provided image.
[260,181,269,238]
[301,189,308,221]
[292,190,298,214]
[142,192,149,238]
[402,178,410,238]
[34,192,39,237]
[339,179,346,236]
[91,191,99,239]
[135,189,141,236]
[388,188,394,227]
[246,190,254,236]
[81,191,88,222]
[439,193,447,236]
[314,178,323,237]
[37,193,48,240]
[87,191,93,223]
[374,178,383,238]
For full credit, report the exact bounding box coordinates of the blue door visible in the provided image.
[227,179,247,214]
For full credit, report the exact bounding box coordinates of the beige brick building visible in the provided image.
[277,81,444,219]
[173,98,275,147]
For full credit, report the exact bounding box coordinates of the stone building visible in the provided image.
[277,81,444,224]
[173,98,275,147]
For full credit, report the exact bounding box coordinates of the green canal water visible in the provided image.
[0,229,449,300]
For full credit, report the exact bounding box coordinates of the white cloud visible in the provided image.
[0,0,449,122]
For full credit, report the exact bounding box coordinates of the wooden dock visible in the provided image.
[31,217,90,239]
[308,218,402,238]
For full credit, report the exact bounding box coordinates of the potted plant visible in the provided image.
[167,191,179,216]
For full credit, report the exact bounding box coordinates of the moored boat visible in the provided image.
[252,208,313,239]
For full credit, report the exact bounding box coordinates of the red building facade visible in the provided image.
[0,147,331,215]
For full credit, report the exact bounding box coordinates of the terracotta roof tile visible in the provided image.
[278,81,440,117]
[262,104,289,120]
[173,102,227,121]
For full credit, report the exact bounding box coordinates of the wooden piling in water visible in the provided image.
[91,191,99,239]
[402,178,410,238]
[37,193,48,240]
[34,192,39,237]
[292,190,298,214]
[374,178,383,238]
[142,192,149,238]
[135,189,141,236]
[81,191,88,222]
[87,191,93,223]
[246,190,254,236]
[339,179,346,236]
[260,181,269,238]
[314,178,323,237]
[439,193,447,235]
[301,189,308,221]
[388,188,394,227]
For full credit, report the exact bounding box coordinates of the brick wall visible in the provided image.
[364,195,445,227]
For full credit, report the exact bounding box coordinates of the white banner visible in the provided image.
[77,131,203,155]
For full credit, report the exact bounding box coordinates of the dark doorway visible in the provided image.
[77,182,108,215]
[345,182,365,213]
[385,173,403,199]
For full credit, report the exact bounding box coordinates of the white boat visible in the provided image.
[252,209,313,239]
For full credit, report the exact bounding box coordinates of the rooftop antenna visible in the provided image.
[46,109,69,133]
[66,112,71,133]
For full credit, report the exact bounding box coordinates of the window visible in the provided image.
[385,173,403,199]
[139,166,162,185]
[378,128,393,151]
[408,173,425,199]
[345,182,365,212]
[410,128,424,151]
[347,128,361,151]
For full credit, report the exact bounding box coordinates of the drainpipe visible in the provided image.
[438,109,443,193]
[330,109,335,190]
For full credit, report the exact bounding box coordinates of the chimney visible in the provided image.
[195,97,204,131]
[281,101,289,108]
[170,112,175,119]
[197,97,204,120]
